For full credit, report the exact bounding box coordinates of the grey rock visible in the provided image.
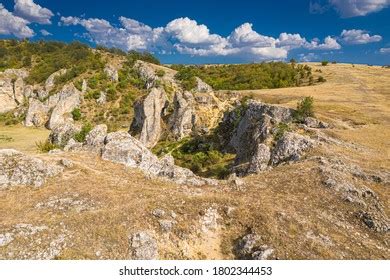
[252,246,274,260]
[0,69,28,113]
[195,77,213,93]
[84,124,108,152]
[102,132,216,186]
[271,132,314,165]
[129,87,167,148]
[47,84,81,130]
[63,139,83,152]
[130,231,158,260]
[0,149,63,189]
[152,209,166,218]
[49,122,81,147]
[235,234,260,259]
[81,79,88,93]
[159,220,174,232]
[169,91,195,139]
[45,69,66,92]
[60,159,74,168]
[134,60,158,89]
[304,117,329,128]
[24,98,49,127]
[96,91,106,105]
[104,65,119,82]
[0,233,14,247]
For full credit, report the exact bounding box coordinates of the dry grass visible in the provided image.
[0,63,389,260]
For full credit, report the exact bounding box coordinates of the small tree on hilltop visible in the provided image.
[321,61,329,66]
[294,96,315,122]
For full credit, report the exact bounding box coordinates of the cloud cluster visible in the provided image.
[0,0,54,38]
[330,0,389,17]
[380,47,390,54]
[341,29,382,44]
[14,0,54,24]
[60,16,344,61]
[0,4,34,38]
[310,0,390,17]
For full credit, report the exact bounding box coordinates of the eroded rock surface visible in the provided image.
[0,149,63,189]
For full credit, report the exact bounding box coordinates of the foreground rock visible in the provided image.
[130,231,158,260]
[102,132,216,186]
[0,149,63,189]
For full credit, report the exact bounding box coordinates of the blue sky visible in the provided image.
[0,0,389,64]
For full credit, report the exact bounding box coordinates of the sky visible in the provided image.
[0,0,389,65]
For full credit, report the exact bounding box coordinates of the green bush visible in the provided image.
[156,69,165,77]
[273,123,290,141]
[294,96,315,122]
[74,123,93,142]
[321,61,329,66]
[318,76,326,82]
[174,67,197,91]
[36,140,58,153]
[71,108,82,121]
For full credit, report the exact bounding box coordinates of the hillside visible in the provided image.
[0,41,389,260]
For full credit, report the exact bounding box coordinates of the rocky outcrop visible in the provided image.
[130,231,158,260]
[168,91,195,139]
[133,61,158,89]
[24,98,49,127]
[0,69,28,113]
[0,149,63,189]
[49,123,81,147]
[47,84,81,130]
[270,132,314,165]
[219,101,320,175]
[129,88,168,148]
[104,65,119,82]
[195,77,212,93]
[101,131,216,186]
[84,124,108,152]
[45,69,66,92]
[235,233,274,260]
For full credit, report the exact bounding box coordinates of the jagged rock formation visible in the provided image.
[130,88,168,148]
[45,69,67,92]
[219,100,317,175]
[47,84,81,130]
[129,62,226,147]
[0,149,63,189]
[0,69,28,113]
[101,131,217,186]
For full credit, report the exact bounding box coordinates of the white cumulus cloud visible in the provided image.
[0,4,34,38]
[380,47,390,54]
[60,16,345,61]
[14,0,54,24]
[40,29,51,36]
[340,29,382,44]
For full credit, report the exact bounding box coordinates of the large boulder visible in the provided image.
[168,91,195,139]
[129,87,167,148]
[270,132,314,165]
[47,84,81,130]
[0,149,63,189]
[24,98,49,127]
[49,123,81,147]
[84,124,108,152]
[0,69,28,113]
[101,132,216,186]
